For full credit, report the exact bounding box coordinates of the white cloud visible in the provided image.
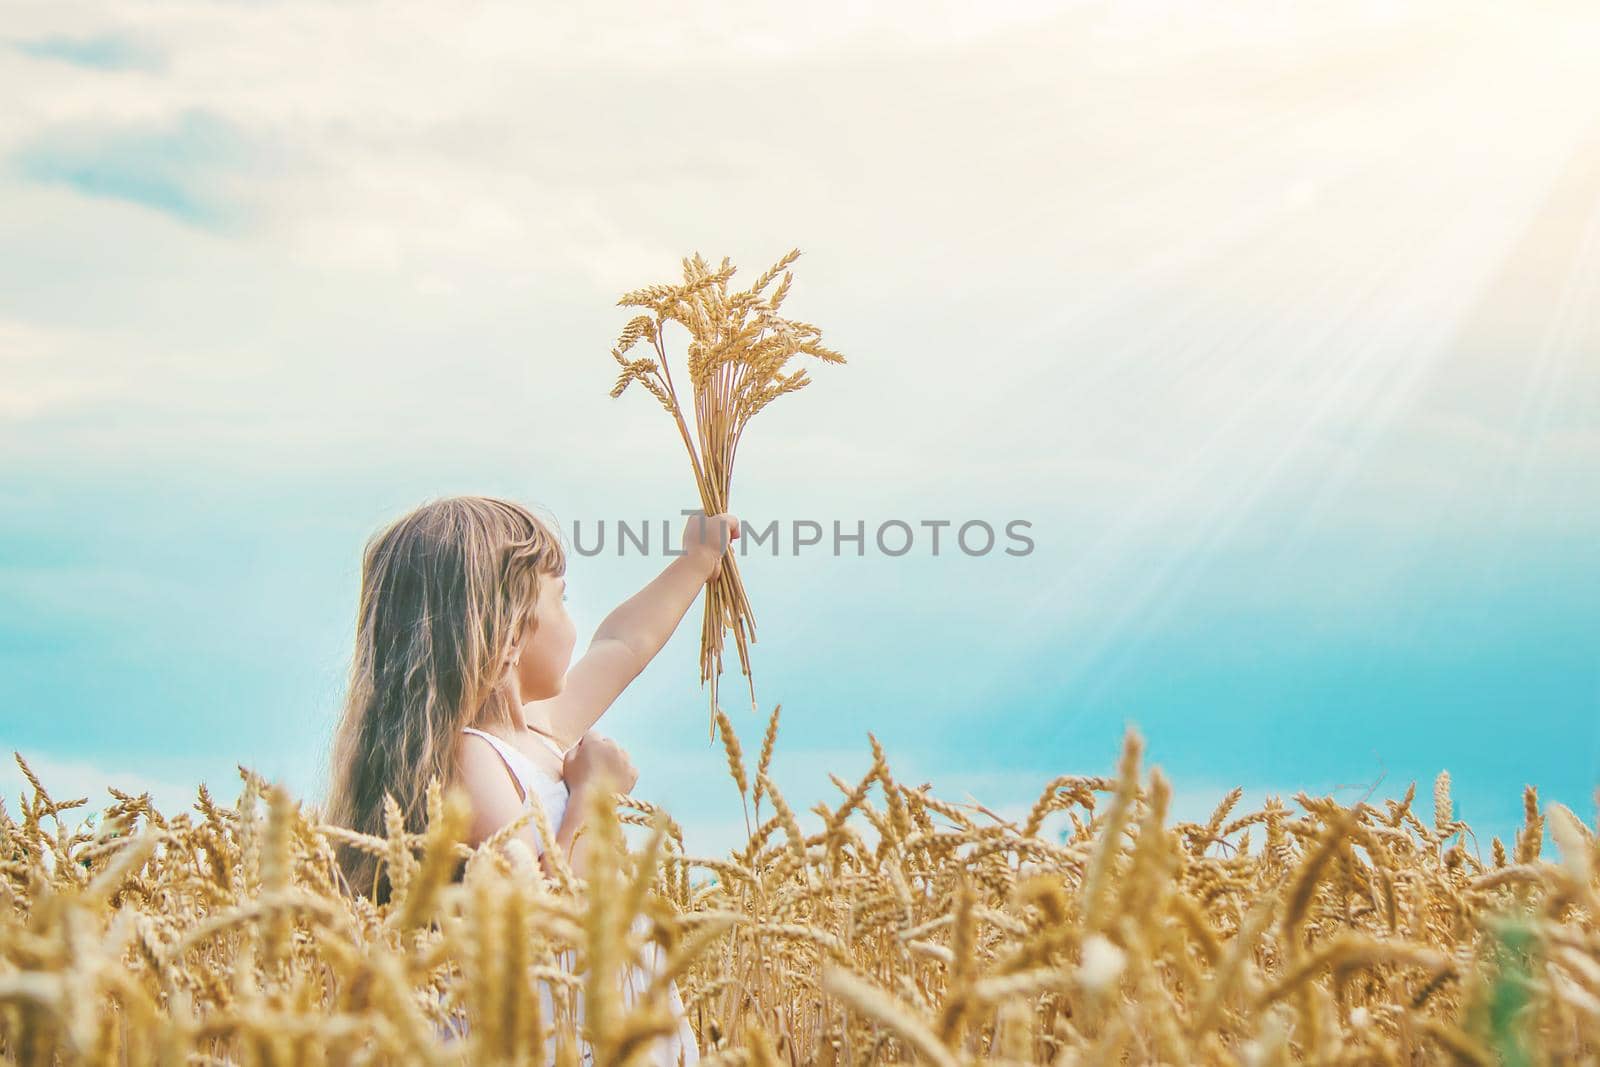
[0,317,119,418]
[4,0,1598,506]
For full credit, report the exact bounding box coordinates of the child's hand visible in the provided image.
[564,732,639,795]
[681,512,739,581]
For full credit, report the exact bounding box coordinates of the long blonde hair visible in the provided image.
[320,495,567,904]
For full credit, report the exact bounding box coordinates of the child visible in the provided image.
[322,494,737,1064]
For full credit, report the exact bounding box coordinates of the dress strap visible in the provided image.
[524,726,570,761]
[461,727,535,802]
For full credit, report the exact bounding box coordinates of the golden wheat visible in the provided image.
[607,252,846,736]
[3,723,1598,1065]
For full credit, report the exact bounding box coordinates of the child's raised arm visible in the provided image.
[533,513,738,749]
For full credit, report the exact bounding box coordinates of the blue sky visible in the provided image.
[1,0,1597,860]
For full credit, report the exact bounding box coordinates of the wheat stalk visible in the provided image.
[608,250,846,735]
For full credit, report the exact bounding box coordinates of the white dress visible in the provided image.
[437,726,700,1066]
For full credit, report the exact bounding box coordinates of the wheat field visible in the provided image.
[2,715,1597,1066]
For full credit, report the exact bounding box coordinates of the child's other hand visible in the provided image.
[564,732,638,795]
[681,512,739,581]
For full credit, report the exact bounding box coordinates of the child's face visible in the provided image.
[513,572,576,701]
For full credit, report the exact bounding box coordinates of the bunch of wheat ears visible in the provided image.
[4,716,1599,1066]
[607,250,845,737]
